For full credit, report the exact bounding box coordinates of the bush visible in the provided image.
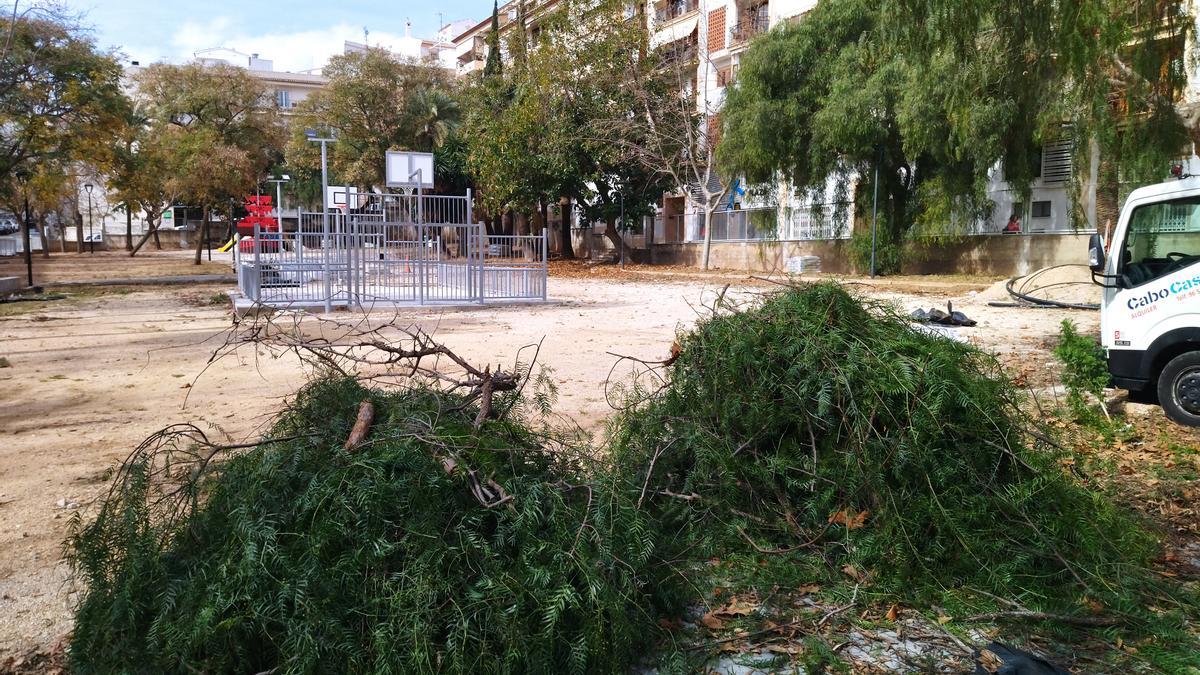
[68,378,679,674]
[848,230,902,275]
[610,283,1155,600]
[1054,319,1111,423]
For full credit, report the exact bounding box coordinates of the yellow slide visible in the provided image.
[217,234,238,253]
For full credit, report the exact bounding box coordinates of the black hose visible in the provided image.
[1004,265,1099,311]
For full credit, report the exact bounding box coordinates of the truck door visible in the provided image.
[1105,195,1200,389]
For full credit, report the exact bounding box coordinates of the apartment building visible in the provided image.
[452,0,565,76]
[345,19,474,71]
[187,48,329,115]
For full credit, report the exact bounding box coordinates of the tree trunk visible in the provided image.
[75,210,84,254]
[125,207,133,252]
[20,206,32,284]
[559,198,574,259]
[603,216,628,263]
[130,214,160,256]
[194,206,208,265]
[35,215,49,258]
[701,206,713,271]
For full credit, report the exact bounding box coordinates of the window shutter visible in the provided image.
[1041,139,1073,184]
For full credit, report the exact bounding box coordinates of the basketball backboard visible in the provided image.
[386,151,435,189]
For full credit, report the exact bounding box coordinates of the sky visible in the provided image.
[63,0,494,72]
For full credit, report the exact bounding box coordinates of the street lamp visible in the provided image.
[266,174,291,232]
[84,183,94,255]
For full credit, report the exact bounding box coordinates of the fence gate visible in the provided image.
[235,189,547,311]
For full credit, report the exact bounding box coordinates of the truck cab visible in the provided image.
[1089,171,1200,426]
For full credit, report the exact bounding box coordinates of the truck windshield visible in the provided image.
[1121,197,1200,287]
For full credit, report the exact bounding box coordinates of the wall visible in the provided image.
[649,233,1093,277]
[650,239,855,273]
[907,233,1092,276]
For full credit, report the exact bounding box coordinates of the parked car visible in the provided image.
[0,218,18,235]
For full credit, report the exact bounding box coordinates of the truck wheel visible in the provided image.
[1157,351,1200,427]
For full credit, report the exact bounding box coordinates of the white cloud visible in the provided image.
[164,18,421,73]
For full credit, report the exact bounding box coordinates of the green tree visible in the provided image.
[462,0,668,258]
[134,62,283,262]
[286,48,454,191]
[483,0,503,78]
[720,0,1195,272]
[587,0,729,268]
[718,0,913,273]
[0,9,128,257]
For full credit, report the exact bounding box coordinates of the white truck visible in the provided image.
[1089,167,1200,426]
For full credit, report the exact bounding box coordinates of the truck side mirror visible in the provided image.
[1088,233,1106,272]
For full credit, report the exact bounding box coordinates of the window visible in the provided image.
[1031,201,1052,218]
[276,90,290,109]
[716,65,737,87]
[1121,197,1200,287]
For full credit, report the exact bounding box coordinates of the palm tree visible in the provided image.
[408,88,461,152]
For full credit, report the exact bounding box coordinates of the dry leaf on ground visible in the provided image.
[828,508,870,529]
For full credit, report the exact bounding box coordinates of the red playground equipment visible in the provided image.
[237,195,281,253]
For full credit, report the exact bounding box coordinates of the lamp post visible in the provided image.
[266,174,291,232]
[618,191,625,270]
[15,169,32,287]
[306,130,336,313]
[84,183,94,255]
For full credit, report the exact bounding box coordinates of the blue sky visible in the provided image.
[66,0,494,71]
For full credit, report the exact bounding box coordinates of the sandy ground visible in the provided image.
[0,252,1102,658]
[0,249,232,285]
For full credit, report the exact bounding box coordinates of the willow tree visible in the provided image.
[720,0,1195,272]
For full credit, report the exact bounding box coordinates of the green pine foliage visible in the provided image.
[610,283,1156,603]
[68,285,1197,672]
[68,378,680,674]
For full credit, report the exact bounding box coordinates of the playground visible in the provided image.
[230,153,549,312]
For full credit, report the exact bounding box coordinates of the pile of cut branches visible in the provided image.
[610,282,1158,602]
[68,320,679,674]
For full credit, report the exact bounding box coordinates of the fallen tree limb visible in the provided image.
[961,611,1120,627]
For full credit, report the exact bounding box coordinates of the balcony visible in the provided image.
[655,0,698,23]
[730,10,769,46]
[457,36,486,66]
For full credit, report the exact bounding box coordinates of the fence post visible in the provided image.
[418,221,425,306]
[347,190,356,308]
[478,221,486,304]
[541,227,548,301]
[252,221,261,302]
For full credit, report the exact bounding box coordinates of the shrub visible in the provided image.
[1054,319,1112,423]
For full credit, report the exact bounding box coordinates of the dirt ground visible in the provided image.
[0,252,1111,659]
[0,249,232,285]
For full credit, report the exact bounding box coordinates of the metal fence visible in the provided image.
[235,191,547,310]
